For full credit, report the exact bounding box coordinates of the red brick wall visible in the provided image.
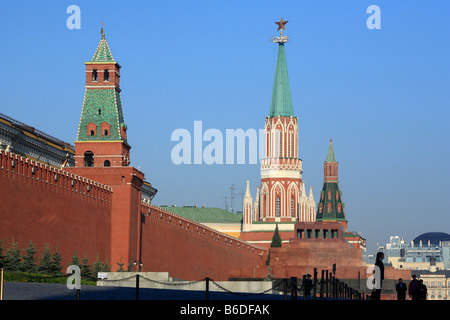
[0,151,112,268]
[139,203,269,280]
[65,166,145,269]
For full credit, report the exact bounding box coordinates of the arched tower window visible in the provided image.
[289,132,293,157]
[84,151,94,167]
[263,195,266,217]
[291,197,295,217]
[327,202,332,213]
[104,69,109,82]
[92,70,98,81]
[277,130,281,157]
[276,196,281,217]
[103,129,109,136]
[104,160,110,167]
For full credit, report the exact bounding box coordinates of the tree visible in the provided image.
[22,241,38,273]
[69,251,80,267]
[117,258,125,272]
[38,244,53,275]
[270,224,282,248]
[92,254,111,280]
[4,240,22,271]
[50,247,63,276]
[81,254,92,280]
[0,240,6,269]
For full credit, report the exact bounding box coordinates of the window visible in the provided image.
[329,166,332,176]
[104,69,109,82]
[328,190,331,200]
[103,129,109,136]
[289,132,293,157]
[103,160,110,167]
[327,202,332,213]
[263,195,266,217]
[337,203,342,213]
[277,130,281,157]
[291,197,294,217]
[90,130,95,136]
[92,70,98,81]
[98,109,101,115]
[276,196,281,217]
[83,151,94,167]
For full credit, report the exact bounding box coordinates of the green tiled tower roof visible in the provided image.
[326,139,336,162]
[91,33,115,62]
[316,182,346,222]
[76,89,127,142]
[269,43,294,117]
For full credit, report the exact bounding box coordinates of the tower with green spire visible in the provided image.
[74,28,130,168]
[316,139,348,230]
[242,17,307,231]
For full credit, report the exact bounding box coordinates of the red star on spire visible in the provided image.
[275,17,288,32]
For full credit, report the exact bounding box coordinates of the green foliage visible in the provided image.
[69,251,80,267]
[81,254,93,280]
[116,258,125,272]
[22,241,38,273]
[270,224,282,248]
[50,248,63,276]
[4,240,22,271]
[0,240,5,268]
[38,245,53,274]
[0,239,111,285]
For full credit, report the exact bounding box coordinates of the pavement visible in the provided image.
[1,281,285,300]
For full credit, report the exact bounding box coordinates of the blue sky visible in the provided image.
[0,0,449,254]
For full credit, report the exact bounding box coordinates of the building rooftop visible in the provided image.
[413,232,450,246]
[160,205,242,224]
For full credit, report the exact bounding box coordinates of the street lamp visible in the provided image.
[133,260,143,272]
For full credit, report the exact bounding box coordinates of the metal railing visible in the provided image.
[99,269,367,300]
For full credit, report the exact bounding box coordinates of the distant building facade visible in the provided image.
[369,233,450,272]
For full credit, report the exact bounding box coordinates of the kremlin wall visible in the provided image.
[0,27,410,299]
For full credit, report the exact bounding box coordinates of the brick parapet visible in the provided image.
[0,150,113,205]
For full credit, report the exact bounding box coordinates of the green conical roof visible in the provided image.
[326,139,336,162]
[269,43,294,117]
[91,34,115,62]
[316,182,346,223]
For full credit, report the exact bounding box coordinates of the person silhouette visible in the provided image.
[395,278,407,300]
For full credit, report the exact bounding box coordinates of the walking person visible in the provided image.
[395,278,407,300]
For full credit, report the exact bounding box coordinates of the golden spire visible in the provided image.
[101,21,105,39]
[275,17,288,37]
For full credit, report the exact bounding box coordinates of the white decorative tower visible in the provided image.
[241,18,316,242]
